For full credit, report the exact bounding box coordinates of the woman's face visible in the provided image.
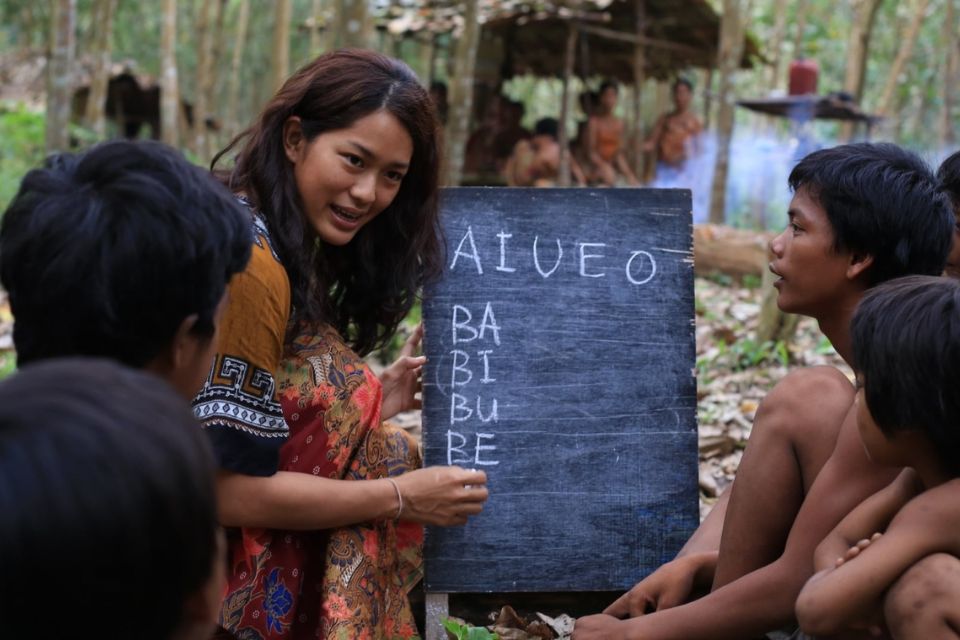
[284,110,413,246]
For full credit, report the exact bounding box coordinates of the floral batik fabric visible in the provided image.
[218,323,424,640]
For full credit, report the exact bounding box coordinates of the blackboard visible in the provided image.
[421,187,698,593]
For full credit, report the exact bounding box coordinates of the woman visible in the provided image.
[196,49,489,639]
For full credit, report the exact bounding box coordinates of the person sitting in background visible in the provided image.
[464,94,505,177]
[429,81,448,126]
[503,117,586,187]
[492,99,532,173]
[643,77,703,185]
[586,81,638,186]
[0,358,224,640]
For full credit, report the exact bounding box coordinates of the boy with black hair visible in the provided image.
[796,276,960,638]
[0,358,225,640]
[0,140,252,398]
[938,149,960,277]
[575,143,954,639]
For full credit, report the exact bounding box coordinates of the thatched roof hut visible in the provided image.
[485,0,761,82]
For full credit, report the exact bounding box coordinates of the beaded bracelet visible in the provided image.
[386,478,403,521]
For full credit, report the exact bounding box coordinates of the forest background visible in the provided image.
[0,0,952,524]
[0,0,956,226]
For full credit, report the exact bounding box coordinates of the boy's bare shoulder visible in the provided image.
[763,365,855,416]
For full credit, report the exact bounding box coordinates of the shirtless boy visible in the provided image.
[574,143,954,639]
[796,275,960,639]
[643,78,703,181]
[586,81,639,186]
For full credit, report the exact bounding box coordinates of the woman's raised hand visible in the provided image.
[393,466,489,527]
[380,324,425,421]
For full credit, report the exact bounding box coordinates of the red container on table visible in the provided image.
[789,59,818,95]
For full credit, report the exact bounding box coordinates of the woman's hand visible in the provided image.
[380,324,425,421]
[393,466,489,526]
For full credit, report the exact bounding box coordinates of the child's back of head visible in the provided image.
[0,140,252,369]
[0,358,222,640]
[851,275,960,475]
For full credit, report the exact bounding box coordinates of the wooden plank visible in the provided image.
[425,593,450,640]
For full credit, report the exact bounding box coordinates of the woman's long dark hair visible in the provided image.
[212,49,443,355]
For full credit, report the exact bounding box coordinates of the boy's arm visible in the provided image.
[642,115,666,151]
[580,409,899,640]
[603,490,728,618]
[812,468,919,572]
[614,151,640,185]
[796,477,960,637]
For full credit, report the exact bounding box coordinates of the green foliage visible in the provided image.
[741,273,762,289]
[0,102,45,213]
[371,300,422,365]
[814,335,837,356]
[704,272,734,288]
[442,618,498,640]
[700,337,791,375]
[0,352,15,381]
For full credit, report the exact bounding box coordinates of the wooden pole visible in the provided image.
[439,0,480,186]
[160,0,179,147]
[557,22,578,187]
[632,0,646,183]
[45,0,76,154]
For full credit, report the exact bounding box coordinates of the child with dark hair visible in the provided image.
[938,149,960,278]
[576,143,955,639]
[796,276,960,638]
[0,358,224,640]
[503,117,586,186]
[586,80,639,186]
[0,139,252,398]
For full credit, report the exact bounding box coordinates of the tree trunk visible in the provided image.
[839,0,882,140]
[765,0,790,93]
[440,0,480,187]
[160,0,179,147]
[792,0,810,58]
[83,0,116,139]
[756,263,800,347]
[271,0,292,94]
[906,49,936,141]
[693,223,772,279]
[708,0,749,225]
[224,0,250,140]
[632,0,646,182]
[337,0,374,49]
[309,0,323,57]
[192,0,216,158]
[209,0,228,115]
[558,23,577,187]
[702,69,714,130]
[46,0,75,154]
[940,0,958,146]
[875,0,930,115]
